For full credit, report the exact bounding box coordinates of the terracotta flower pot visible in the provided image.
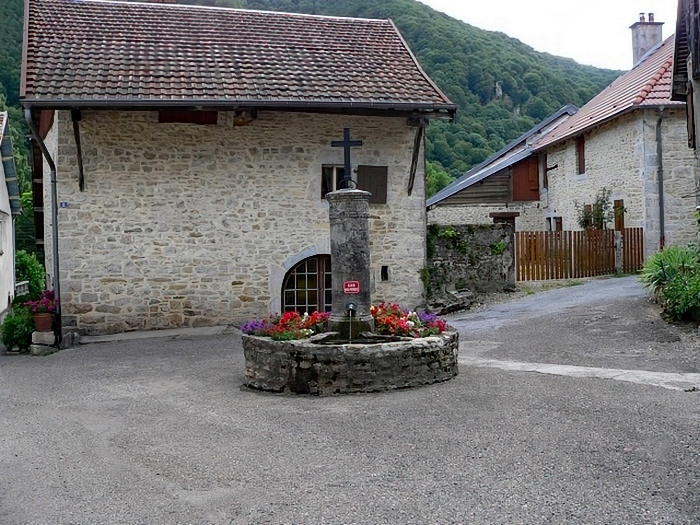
[33,312,53,332]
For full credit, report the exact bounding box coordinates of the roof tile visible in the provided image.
[22,0,453,111]
[535,36,682,149]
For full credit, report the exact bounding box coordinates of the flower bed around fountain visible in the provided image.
[241,304,459,395]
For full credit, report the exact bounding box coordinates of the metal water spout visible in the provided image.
[346,302,357,342]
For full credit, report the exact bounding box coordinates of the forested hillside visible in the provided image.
[0,0,621,193]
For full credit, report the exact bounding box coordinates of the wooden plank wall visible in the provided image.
[516,228,643,281]
[442,171,511,205]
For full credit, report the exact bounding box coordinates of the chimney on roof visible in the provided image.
[630,12,663,67]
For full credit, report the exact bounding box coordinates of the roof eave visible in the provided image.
[672,0,690,100]
[533,102,684,152]
[0,129,23,217]
[20,97,456,116]
[426,104,578,207]
[427,148,533,208]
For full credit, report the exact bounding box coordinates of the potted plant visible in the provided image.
[24,290,57,332]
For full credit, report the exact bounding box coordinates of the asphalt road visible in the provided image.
[0,276,698,524]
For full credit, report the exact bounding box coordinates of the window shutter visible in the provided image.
[614,199,625,231]
[687,82,696,149]
[554,217,563,231]
[541,153,548,189]
[528,156,539,191]
[576,136,586,174]
[357,166,388,204]
[158,110,218,125]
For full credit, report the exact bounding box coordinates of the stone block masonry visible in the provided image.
[243,331,459,395]
[425,224,515,313]
[47,110,427,335]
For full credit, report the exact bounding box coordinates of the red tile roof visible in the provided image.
[21,0,454,114]
[535,36,682,150]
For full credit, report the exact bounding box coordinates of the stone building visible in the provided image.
[534,29,697,258]
[21,0,455,335]
[429,16,698,260]
[426,105,577,230]
[0,112,22,318]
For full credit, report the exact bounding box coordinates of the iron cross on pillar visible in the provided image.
[331,128,363,189]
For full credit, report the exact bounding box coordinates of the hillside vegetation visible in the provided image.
[0,0,621,192]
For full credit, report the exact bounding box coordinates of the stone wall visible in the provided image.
[424,224,515,313]
[428,201,543,230]
[47,110,427,334]
[243,331,459,395]
[544,110,698,258]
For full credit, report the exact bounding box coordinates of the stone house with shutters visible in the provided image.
[426,105,577,230]
[429,16,699,260]
[0,112,22,318]
[534,26,697,258]
[21,0,455,336]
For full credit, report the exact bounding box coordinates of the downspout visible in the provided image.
[656,109,665,249]
[25,109,61,346]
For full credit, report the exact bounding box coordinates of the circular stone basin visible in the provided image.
[242,331,459,395]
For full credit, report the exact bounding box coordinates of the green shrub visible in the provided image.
[15,250,45,299]
[639,245,700,295]
[659,270,700,320]
[1,307,34,351]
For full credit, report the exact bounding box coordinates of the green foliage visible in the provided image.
[640,245,700,295]
[490,240,507,255]
[15,192,37,255]
[0,0,622,180]
[640,244,700,320]
[659,270,700,321]
[0,0,24,106]
[575,188,613,230]
[437,226,460,240]
[15,250,46,299]
[428,225,469,255]
[425,161,454,197]
[1,307,34,351]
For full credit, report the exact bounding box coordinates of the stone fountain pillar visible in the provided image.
[326,189,374,338]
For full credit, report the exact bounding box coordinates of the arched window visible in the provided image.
[282,255,332,314]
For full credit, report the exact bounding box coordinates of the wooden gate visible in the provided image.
[515,228,644,281]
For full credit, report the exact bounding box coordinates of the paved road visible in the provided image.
[0,277,699,524]
[449,276,700,378]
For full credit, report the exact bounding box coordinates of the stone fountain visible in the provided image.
[242,129,458,395]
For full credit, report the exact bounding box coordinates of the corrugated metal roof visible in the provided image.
[21,0,454,114]
[535,36,682,150]
[426,105,577,207]
[0,112,23,216]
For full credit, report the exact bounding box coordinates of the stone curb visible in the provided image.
[80,325,237,344]
[460,356,700,391]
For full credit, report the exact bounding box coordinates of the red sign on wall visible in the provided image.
[343,281,360,294]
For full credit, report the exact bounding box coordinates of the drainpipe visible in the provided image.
[24,109,62,346]
[656,109,665,250]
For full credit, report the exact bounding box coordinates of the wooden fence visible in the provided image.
[515,228,644,281]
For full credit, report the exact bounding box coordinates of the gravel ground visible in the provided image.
[0,276,698,524]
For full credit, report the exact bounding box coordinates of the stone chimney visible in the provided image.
[630,13,664,67]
